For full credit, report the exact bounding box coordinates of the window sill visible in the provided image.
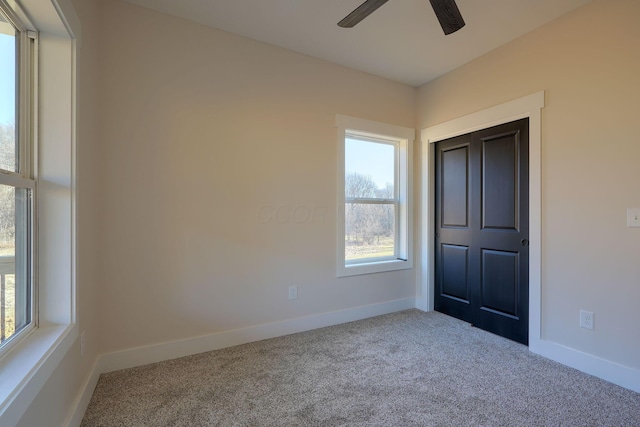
[338,258,413,277]
[0,323,77,426]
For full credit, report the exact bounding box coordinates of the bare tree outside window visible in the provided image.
[345,171,396,260]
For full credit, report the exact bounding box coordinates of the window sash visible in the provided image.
[344,137,399,262]
[0,1,36,357]
[345,200,399,263]
[345,135,399,202]
[345,197,397,204]
[0,186,34,348]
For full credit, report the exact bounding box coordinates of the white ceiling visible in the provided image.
[121,0,592,87]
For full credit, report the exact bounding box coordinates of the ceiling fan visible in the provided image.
[338,0,465,35]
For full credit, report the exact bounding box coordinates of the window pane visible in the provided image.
[0,14,17,172]
[0,184,30,345]
[345,138,394,199]
[345,202,395,261]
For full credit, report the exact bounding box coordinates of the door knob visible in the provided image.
[521,239,529,247]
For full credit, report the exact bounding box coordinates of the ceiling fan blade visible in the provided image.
[429,0,465,35]
[338,0,390,28]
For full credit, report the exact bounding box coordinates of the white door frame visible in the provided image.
[417,91,544,351]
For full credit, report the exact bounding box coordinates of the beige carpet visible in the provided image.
[81,310,640,426]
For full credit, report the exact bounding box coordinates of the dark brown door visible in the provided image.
[434,119,529,344]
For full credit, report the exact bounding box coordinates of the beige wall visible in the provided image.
[417,0,640,369]
[96,0,416,353]
[74,0,102,385]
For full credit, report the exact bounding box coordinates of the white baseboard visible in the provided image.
[531,339,640,393]
[100,297,415,374]
[417,306,639,393]
[415,299,429,312]
[65,358,102,427]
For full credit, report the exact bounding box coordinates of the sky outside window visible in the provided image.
[345,138,395,193]
[0,16,16,126]
[0,17,17,173]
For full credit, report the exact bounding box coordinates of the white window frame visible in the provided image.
[336,115,413,277]
[0,0,79,424]
[0,0,37,359]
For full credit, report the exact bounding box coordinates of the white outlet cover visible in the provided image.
[579,310,594,330]
[628,208,640,227]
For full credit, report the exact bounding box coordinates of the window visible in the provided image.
[0,4,35,355]
[0,0,77,421]
[336,115,413,277]
[345,137,397,261]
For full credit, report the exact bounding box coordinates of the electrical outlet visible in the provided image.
[579,310,594,330]
[288,286,298,301]
[80,331,86,356]
[627,208,640,227]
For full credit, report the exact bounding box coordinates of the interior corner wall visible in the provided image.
[95,0,417,354]
[417,0,640,370]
